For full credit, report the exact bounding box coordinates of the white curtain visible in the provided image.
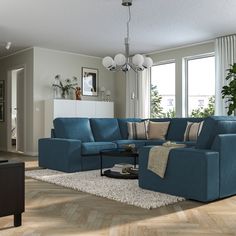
[125,69,151,118]
[215,35,236,115]
[136,69,150,118]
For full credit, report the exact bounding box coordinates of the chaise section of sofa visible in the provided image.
[138,116,236,202]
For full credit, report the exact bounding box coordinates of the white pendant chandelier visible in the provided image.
[102,0,153,72]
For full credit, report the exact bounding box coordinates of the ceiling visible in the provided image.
[0,0,236,58]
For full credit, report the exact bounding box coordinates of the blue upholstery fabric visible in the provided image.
[167,118,203,141]
[118,118,142,139]
[90,118,122,141]
[147,118,171,122]
[53,118,94,142]
[196,116,236,149]
[145,140,165,146]
[81,142,117,155]
[113,139,146,149]
[211,134,236,198]
[51,129,55,138]
[139,146,219,202]
[38,138,82,172]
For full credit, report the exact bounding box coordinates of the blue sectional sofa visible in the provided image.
[139,116,236,202]
[39,117,202,172]
[38,116,236,202]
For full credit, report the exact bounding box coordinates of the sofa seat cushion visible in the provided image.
[145,140,166,146]
[90,118,122,141]
[82,142,117,155]
[53,118,94,142]
[113,140,146,149]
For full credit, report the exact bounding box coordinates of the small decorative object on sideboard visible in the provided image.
[75,87,82,100]
[106,90,111,102]
[100,86,105,101]
[52,75,78,99]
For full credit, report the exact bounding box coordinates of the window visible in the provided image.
[187,55,215,117]
[150,62,175,118]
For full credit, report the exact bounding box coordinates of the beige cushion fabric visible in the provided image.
[184,121,204,141]
[127,121,148,140]
[147,121,170,140]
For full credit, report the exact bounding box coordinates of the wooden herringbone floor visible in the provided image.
[1,152,236,236]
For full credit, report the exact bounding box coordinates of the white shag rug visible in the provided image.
[25,169,185,209]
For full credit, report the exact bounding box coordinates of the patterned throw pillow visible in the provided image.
[184,121,204,141]
[127,121,148,140]
[147,121,170,140]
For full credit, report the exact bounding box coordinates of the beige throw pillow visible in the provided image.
[127,121,148,140]
[184,121,204,141]
[147,121,170,140]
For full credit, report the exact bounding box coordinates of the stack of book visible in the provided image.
[110,163,133,174]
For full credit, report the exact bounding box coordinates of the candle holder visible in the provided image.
[106,90,111,102]
[100,86,106,101]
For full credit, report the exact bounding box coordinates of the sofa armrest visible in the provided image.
[38,138,82,172]
[139,146,219,202]
[211,134,236,198]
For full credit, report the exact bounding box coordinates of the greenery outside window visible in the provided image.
[186,55,215,117]
[150,62,176,118]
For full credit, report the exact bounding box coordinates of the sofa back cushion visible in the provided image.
[196,116,236,149]
[118,118,142,139]
[183,121,204,141]
[90,118,122,141]
[167,118,204,141]
[147,121,170,140]
[127,121,148,139]
[53,118,94,142]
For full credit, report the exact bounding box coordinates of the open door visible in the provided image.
[16,69,24,152]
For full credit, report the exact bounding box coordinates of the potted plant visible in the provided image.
[221,63,236,115]
[52,75,78,99]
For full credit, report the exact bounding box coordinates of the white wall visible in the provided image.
[33,47,115,152]
[115,41,215,118]
[0,48,34,153]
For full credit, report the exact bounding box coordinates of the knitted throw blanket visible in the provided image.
[148,142,186,178]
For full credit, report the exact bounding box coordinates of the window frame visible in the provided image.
[150,60,176,118]
[184,53,215,117]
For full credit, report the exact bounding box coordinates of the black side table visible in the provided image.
[0,159,25,227]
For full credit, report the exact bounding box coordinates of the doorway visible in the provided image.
[7,67,25,153]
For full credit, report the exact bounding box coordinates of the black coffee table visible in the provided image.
[100,148,138,179]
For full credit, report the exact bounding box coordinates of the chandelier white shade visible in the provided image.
[102,0,153,72]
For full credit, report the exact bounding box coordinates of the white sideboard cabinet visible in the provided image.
[44,99,114,137]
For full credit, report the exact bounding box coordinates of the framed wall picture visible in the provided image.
[0,102,4,122]
[82,67,98,96]
[0,80,4,100]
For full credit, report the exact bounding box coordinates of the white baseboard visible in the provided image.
[24,152,38,157]
[0,148,38,157]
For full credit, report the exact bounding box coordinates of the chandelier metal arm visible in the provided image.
[102,0,153,73]
[126,6,131,41]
